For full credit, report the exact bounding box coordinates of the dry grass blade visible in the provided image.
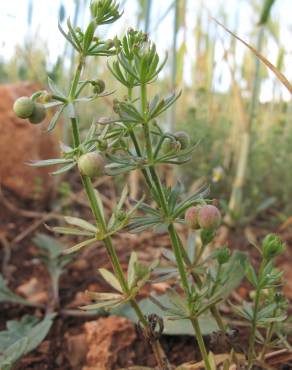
[175,353,245,369]
[264,349,292,365]
[210,17,292,95]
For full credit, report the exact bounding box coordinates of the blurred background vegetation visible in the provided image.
[0,0,291,223]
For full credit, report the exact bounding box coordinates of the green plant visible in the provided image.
[232,234,287,369]
[13,1,288,368]
[0,235,74,369]
[0,314,55,370]
[33,233,73,309]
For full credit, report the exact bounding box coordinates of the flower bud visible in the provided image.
[13,97,34,119]
[185,206,200,230]
[262,234,285,260]
[29,103,47,124]
[97,139,108,152]
[174,131,190,150]
[78,152,105,178]
[201,229,216,245]
[161,138,181,154]
[93,79,106,94]
[215,246,230,265]
[198,205,221,230]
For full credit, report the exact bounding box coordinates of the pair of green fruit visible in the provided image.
[13,97,47,124]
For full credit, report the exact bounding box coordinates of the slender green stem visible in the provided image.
[137,81,211,370]
[168,223,190,296]
[69,57,84,100]
[175,220,227,333]
[191,318,212,370]
[247,288,261,368]
[247,259,266,369]
[128,86,154,191]
[210,306,225,333]
[128,128,154,190]
[140,83,168,215]
[71,117,80,148]
[69,65,169,370]
[259,319,275,360]
[140,83,153,159]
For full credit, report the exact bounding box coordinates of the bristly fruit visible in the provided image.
[185,206,201,230]
[78,152,105,177]
[198,205,221,230]
[93,79,106,94]
[262,234,285,260]
[29,103,47,124]
[13,97,34,119]
[161,137,181,154]
[174,131,190,150]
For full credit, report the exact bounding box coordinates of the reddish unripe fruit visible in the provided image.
[198,205,221,230]
[29,103,47,124]
[174,131,190,150]
[185,206,201,230]
[78,152,105,178]
[13,97,34,119]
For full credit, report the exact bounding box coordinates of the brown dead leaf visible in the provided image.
[16,277,48,304]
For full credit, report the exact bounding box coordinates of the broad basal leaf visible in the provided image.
[0,314,55,370]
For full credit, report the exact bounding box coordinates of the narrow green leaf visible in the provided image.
[64,216,97,233]
[50,162,76,176]
[47,105,65,132]
[27,158,73,167]
[80,299,121,311]
[63,238,96,255]
[85,291,123,301]
[49,226,95,237]
[94,190,105,221]
[127,252,137,288]
[99,268,123,292]
[83,20,96,52]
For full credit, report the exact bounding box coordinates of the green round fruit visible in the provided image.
[78,152,105,178]
[93,79,106,94]
[185,206,201,230]
[13,97,34,119]
[29,103,46,124]
[161,137,181,154]
[174,131,190,150]
[198,205,221,230]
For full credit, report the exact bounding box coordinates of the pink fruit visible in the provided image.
[185,206,201,230]
[198,205,221,230]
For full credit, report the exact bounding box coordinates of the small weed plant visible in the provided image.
[11,1,288,369]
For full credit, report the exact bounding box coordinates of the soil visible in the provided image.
[0,173,291,370]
